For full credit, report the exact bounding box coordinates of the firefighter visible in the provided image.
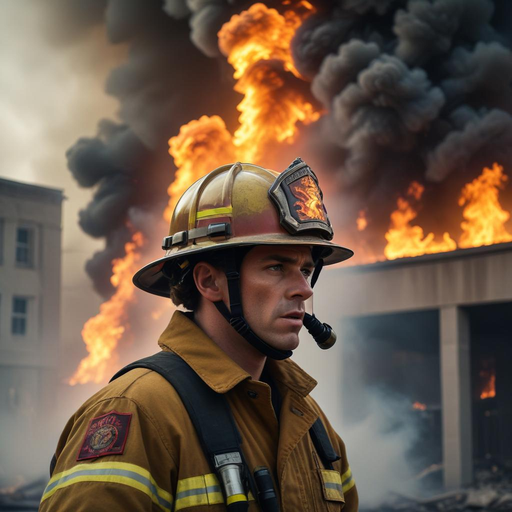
[40,159,358,511]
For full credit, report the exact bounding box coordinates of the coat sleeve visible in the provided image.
[39,396,177,512]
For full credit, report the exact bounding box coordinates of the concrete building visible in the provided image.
[0,177,63,479]
[312,243,512,489]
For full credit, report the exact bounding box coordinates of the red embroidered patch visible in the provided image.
[77,411,132,461]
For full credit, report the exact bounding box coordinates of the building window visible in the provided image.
[15,227,34,267]
[12,297,28,335]
[0,219,4,264]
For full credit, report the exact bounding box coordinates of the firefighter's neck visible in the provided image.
[194,302,266,381]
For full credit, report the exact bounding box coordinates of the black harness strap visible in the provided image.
[111,351,341,478]
[309,418,341,470]
[111,351,242,463]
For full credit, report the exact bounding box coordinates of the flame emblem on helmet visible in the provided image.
[290,176,327,221]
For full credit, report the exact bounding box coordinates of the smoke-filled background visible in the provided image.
[16,0,512,300]
[1,0,512,507]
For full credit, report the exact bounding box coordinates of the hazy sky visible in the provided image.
[0,2,127,346]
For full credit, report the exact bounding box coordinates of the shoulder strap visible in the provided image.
[309,418,341,470]
[110,351,242,464]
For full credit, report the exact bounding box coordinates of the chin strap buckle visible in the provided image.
[230,316,249,335]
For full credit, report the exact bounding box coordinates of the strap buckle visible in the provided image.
[230,317,249,335]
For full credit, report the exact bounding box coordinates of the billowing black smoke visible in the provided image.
[294,0,512,245]
[303,0,512,187]
[50,0,512,292]
[49,0,239,297]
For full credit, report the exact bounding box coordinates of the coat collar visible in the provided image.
[158,311,317,397]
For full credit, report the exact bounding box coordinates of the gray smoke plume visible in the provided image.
[298,0,512,190]
[49,0,512,290]
[393,0,496,65]
[47,0,238,297]
[426,107,512,182]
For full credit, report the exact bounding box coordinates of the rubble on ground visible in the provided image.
[361,463,512,512]
[2,463,512,511]
[0,479,46,512]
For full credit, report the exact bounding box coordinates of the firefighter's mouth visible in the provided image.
[281,311,305,321]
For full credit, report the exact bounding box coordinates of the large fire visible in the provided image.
[71,0,512,386]
[164,2,319,221]
[73,1,319,384]
[384,164,512,261]
[69,232,144,385]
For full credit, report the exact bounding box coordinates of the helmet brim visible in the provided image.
[133,234,353,298]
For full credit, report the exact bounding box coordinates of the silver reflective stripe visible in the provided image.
[176,484,222,500]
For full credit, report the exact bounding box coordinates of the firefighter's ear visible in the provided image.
[193,262,227,302]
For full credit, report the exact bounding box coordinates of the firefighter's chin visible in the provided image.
[254,318,302,352]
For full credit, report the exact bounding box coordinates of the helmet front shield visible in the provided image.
[268,158,334,241]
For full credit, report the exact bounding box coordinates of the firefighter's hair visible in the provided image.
[166,248,251,311]
[170,277,199,311]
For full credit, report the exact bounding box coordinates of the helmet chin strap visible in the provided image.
[213,249,292,361]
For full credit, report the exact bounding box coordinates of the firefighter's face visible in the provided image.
[239,245,314,351]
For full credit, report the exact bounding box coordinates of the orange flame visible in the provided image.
[384,181,456,260]
[480,372,496,400]
[164,3,320,219]
[383,164,512,261]
[412,401,427,411]
[164,116,236,221]
[69,232,144,385]
[459,163,512,248]
[218,3,304,80]
[218,3,320,162]
[357,210,368,231]
[479,357,497,400]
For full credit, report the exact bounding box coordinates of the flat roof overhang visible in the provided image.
[319,242,512,317]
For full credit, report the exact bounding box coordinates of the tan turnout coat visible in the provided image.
[40,312,358,511]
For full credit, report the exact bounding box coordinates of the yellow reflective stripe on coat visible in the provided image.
[196,207,233,220]
[175,473,223,510]
[41,462,172,511]
[341,467,355,493]
[175,473,253,510]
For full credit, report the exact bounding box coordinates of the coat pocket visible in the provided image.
[317,469,345,505]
